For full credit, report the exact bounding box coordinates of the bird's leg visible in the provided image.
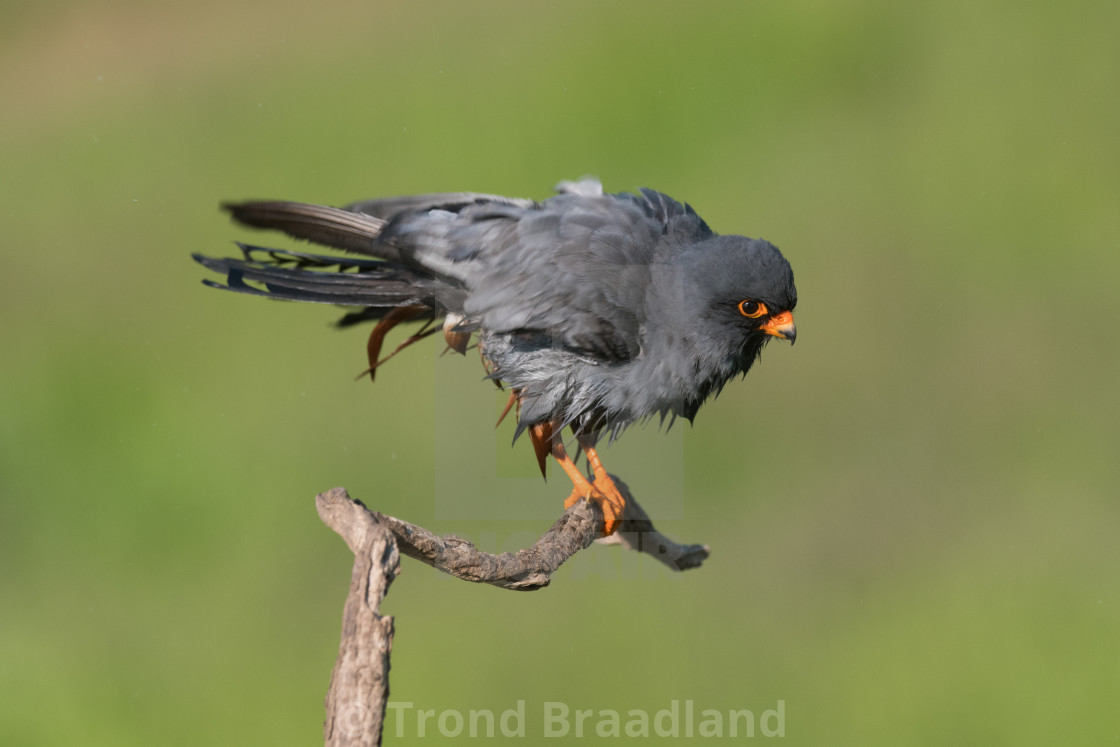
[528,421,623,536]
[575,435,626,536]
[533,423,592,499]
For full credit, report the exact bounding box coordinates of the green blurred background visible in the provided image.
[2,0,1117,744]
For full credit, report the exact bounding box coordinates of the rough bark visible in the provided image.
[315,478,709,744]
[317,490,399,746]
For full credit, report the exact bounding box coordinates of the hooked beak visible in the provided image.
[760,310,796,345]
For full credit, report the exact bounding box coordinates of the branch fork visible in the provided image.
[316,479,709,745]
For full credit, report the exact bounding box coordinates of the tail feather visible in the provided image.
[222,200,396,259]
[193,244,437,311]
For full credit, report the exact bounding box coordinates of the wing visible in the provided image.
[376,182,714,362]
[346,192,537,220]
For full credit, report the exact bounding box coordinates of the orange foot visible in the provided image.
[534,422,626,536]
[563,475,625,536]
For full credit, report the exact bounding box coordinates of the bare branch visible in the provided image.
[595,481,712,572]
[370,500,598,592]
[315,480,709,744]
[372,476,710,591]
[317,489,399,747]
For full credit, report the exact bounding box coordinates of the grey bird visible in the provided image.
[194,178,797,534]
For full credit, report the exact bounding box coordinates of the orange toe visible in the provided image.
[562,479,625,535]
[549,430,626,535]
[563,485,585,510]
[591,474,625,536]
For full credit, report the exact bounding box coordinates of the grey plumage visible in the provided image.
[195,178,796,442]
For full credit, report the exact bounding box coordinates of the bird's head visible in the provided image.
[650,234,797,371]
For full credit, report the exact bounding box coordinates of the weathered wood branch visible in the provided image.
[593,482,712,573]
[317,490,399,747]
[368,476,709,590]
[316,479,709,745]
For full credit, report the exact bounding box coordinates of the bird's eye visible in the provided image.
[738,299,768,319]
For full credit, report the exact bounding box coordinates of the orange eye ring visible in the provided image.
[738,299,768,319]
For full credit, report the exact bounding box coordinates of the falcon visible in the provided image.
[194,178,797,535]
